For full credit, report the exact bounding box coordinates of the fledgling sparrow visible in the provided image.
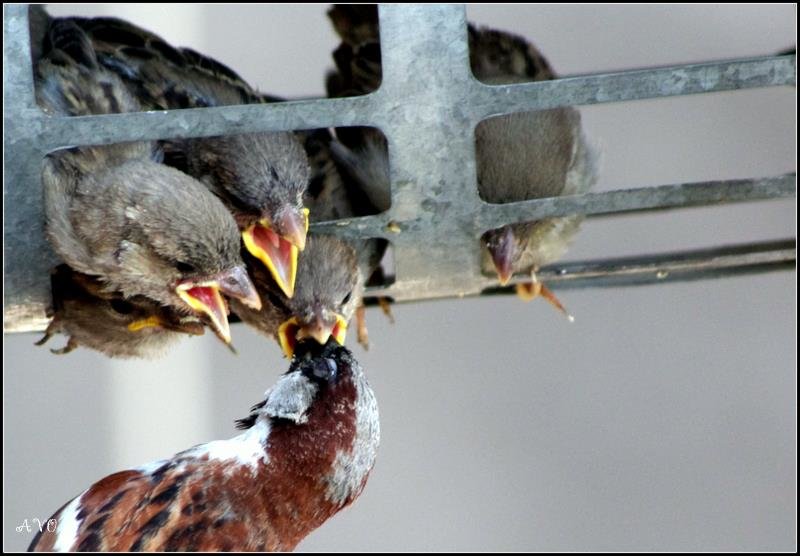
[34,17,261,345]
[57,11,312,299]
[230,125,389,357]
[35,265,205,359]
[326,4,599,317]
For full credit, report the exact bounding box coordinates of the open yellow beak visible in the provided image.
[277,313,348,358]
[242,209,309,299]
[176,282,231,344]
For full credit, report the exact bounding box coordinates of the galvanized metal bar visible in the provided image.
[310,174,797,240]
[3,4,36,110]
[371,4,484,298]
[3,5,58,333]
[474,173,797,230]
[469,55,797,118]
[366,239,797,301]
[35,96,380,151]
[3,4,796,331]
[31,56,797,149]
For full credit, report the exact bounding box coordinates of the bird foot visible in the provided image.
[34,331,53,347]
[355,305,370,350]
[377,297,395,324]
[516,281,575,322]
[50,337,78,355]
[35,318,60,347]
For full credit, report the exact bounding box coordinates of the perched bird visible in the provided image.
[60,13,312,299]
[233,234,364,358]
[231,128,388,357]
[35,18,261,345]
[29,340,380,552]
[470,28,598,317]
[35,265,205,359]
[326,5,598,316]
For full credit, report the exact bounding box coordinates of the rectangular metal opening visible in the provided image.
[3,4,795,332]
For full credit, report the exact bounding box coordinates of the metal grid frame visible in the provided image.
[3,4,796,332]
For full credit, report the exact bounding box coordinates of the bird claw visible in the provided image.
[516,274,574,322]
[377,297,395,324]
[515,281,540,302]
[34,331,53,347]
[355,305,369,350]
[50,337,78,355]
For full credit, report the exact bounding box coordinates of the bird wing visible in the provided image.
[68,16,261,110]
[30,457,270,552]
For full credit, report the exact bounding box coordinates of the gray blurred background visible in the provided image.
[3,4,796,551]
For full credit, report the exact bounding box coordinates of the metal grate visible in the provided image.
[3,4,796,333]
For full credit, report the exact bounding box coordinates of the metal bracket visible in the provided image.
[3,4,796,332]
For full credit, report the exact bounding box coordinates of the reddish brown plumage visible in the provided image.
[30,342,379,552]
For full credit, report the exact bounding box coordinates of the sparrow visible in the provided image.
[229,125,389,357]
[326,5,599,316]
[35,265,205,359]
[61,12,312,299]
[470,26,599,317]
[35,18,261,345]
[311,129,393,349]
[29,340,380,552]
[231,234,365,358]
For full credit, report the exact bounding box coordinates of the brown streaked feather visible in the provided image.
[59,13,310,231]
[30,343,378,552]
[37,265,204,359]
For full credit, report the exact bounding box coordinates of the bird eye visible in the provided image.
[324,358,338,378]
[110,299,134,315]
[176,262,195,274]
[342,290,352,305]
[309,357,337,383]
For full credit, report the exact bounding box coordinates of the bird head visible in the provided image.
[197,132,311,299]
[277,236,362,358]
[114,163,262,345]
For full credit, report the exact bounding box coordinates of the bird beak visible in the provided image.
[175,282,232,344]
[215,266,262,310]
[487,227,516,286]
[278,317,301,358]
[277,207,310,252]
[127,316,205,336]
[127,316,164,332]
[277,313,348,358]
[241,209,308,299]
[174,267,258,344]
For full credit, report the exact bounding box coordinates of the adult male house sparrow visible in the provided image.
[29,341,380,552]
[326,5,598,316]
[35,265,205,359]
[59,12,312,299]
[35,19,261,345]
